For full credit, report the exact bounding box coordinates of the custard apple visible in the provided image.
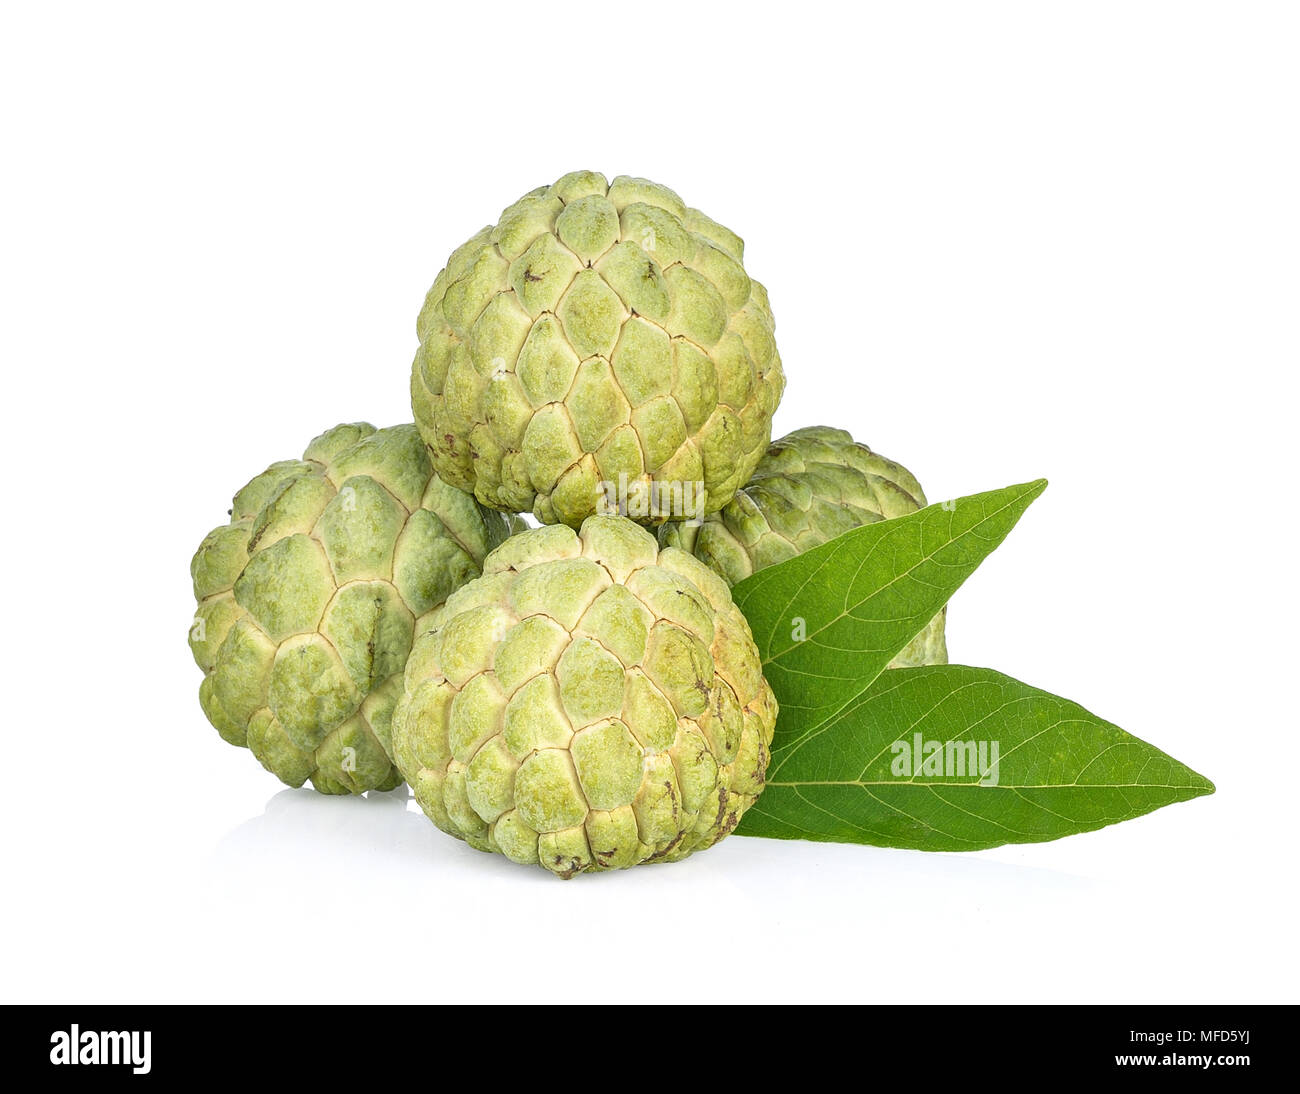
[189,422,519,794]
[391,514,777,877]
[410,171,785,528]
[661,426,948,668]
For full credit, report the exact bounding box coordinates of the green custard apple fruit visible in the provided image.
[189,422,520,794]
[410,171,785,528]
[661,425,948,668]
[391,514,778,877]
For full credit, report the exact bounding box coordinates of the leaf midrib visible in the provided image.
[765,779,1210,790]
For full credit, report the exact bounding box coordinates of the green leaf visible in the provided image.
[739,664,1214,851]
[732,479,1046,726]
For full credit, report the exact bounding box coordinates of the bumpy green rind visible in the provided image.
[189,422,520,794]
[391,515,778,877]
[410,171,786,528]
[660,426,949,667]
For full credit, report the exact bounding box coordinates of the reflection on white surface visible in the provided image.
[207,786,437,880]
[174,788,1254,1004]
[205,783,1095,893]
[15,779,1270,1003]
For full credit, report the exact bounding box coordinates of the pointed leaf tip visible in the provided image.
[735,479,1049,723]
[741,664,1215,851]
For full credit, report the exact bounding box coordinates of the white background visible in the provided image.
[2,1,1296,1004]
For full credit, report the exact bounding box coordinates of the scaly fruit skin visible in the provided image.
[410,171,785,528]
[391,515,777,878]
[661,425,949,668]
[189,422,519,794]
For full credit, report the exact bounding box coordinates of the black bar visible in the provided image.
[4,1005,1287,1082]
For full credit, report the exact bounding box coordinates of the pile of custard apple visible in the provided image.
[189,171,948,877]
